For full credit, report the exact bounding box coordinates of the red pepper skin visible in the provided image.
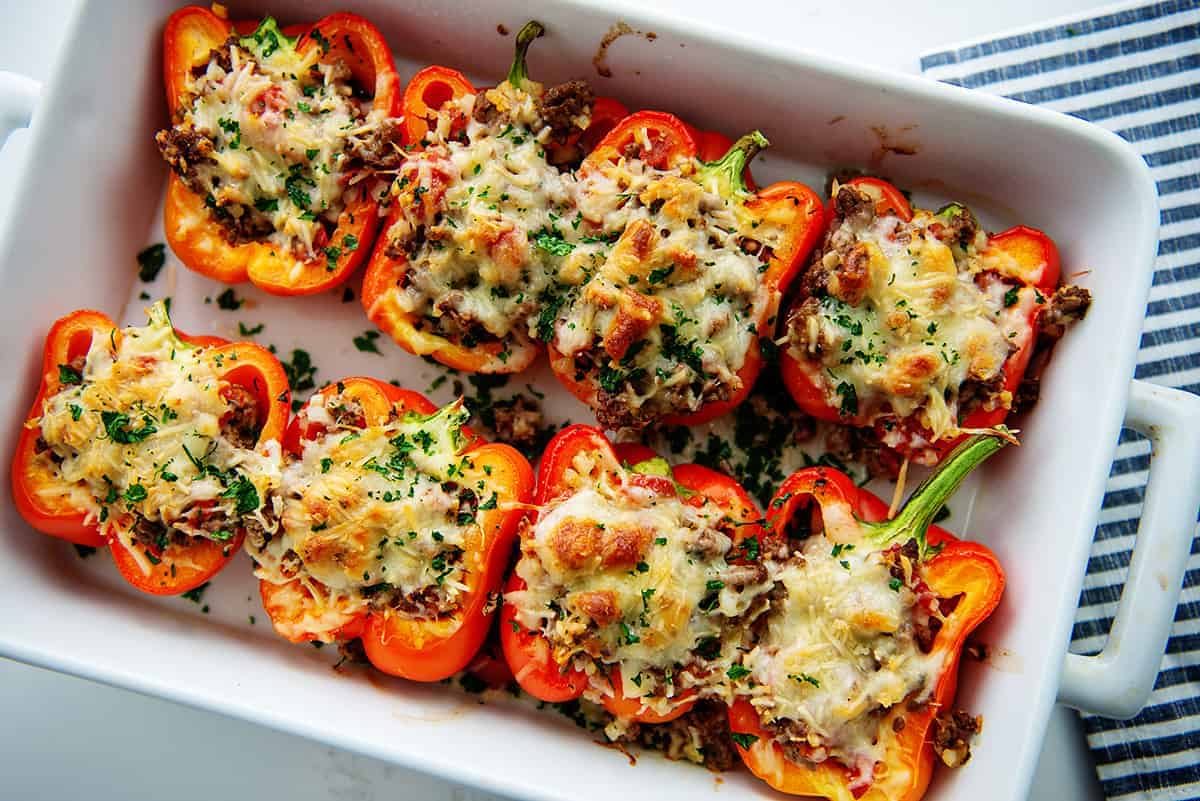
[782,177,1063,457]
[362,68,630,374]
[500,425,763,722]
[728,465,1004,801]
[548,112,824,427]
[161,7,401,296]
[12,309,290,595]
[262,378,534,681]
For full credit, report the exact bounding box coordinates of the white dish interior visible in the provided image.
[0,2,1159,801]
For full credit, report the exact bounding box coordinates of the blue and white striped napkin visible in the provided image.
[921,2,1200,799]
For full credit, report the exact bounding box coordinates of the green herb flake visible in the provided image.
[216,288,244,311]
[136,243,167,282]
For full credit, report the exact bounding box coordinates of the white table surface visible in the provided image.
[0,1,1108,799]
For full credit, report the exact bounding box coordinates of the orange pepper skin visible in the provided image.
[781,176,1063,459]
[499,424,763,722]
[261,378,534,681]
[548,112,824,427]
[11,309,290,595]
[728,464,1004,801]
[160,7,401,296]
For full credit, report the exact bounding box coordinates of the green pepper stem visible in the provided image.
[696,131,769,200]
[866,432,1013,556]
[507,21,545,89]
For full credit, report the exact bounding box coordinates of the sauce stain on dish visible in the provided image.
[594,22,657,78]
[361,666,479,722]
[868,124,920,169]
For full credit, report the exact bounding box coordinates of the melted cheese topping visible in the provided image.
[509,449,773,716]
[743,535,944,780]
[253,396,482,639]
[34,304,281,548]
[174,19,376,258]
[380,83,583,356]
[791,205,1033,442]
[551,155,783,426]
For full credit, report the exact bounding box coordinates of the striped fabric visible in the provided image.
[920,3,1200,799]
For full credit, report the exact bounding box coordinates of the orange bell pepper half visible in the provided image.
[500,425,763,722]
[160,7,401,295]
[11,308,290,595]
[781,176,1063,459]
[728,433,1008,801]
[260,378,533,681]
[548,115,824,426]
[362,22,630,374]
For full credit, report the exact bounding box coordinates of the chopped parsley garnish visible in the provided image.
[532,227,575,257]
[217,117,241,149]
[101,410,157,444]
[647,265,674,284]
[238,322,264,336]
[835,381,858,416]
[618,621,640,645]
[254,197,279,213]
[730,732,759,749]
[889,577,904,592]
[181,582,210,603]
[220,474,260,514]
[726,664,752,681]
[123,484,148,503]
[789,672,820,687]
[1003,287,1020,307]
[739,535,760,561]
[216,288,244,311]
[58,364,83,385]
[136,243,166,282]
[280,349,317,393]
[353,330,382,354]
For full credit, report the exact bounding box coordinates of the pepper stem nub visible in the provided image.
[866,431,1013,558]
[696,131,769,200]
[507,21,546,89]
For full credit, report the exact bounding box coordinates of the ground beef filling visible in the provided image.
[931,709,982,768]
[628,699,739,771]
[219,384,263,449]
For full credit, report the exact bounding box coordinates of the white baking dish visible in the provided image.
[1,2,1198,800]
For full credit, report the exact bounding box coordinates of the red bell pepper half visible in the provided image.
[259,378,533,681]
[11,308,290,595]
[362,22,630,374]
[499,424,764,722]
[160,7,401,295]
[548,114,824,426]
[781,176,1061,460]
[728,433,1008,800]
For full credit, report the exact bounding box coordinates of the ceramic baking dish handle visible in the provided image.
[1056,379,1200,719]
[0,71,41,149]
